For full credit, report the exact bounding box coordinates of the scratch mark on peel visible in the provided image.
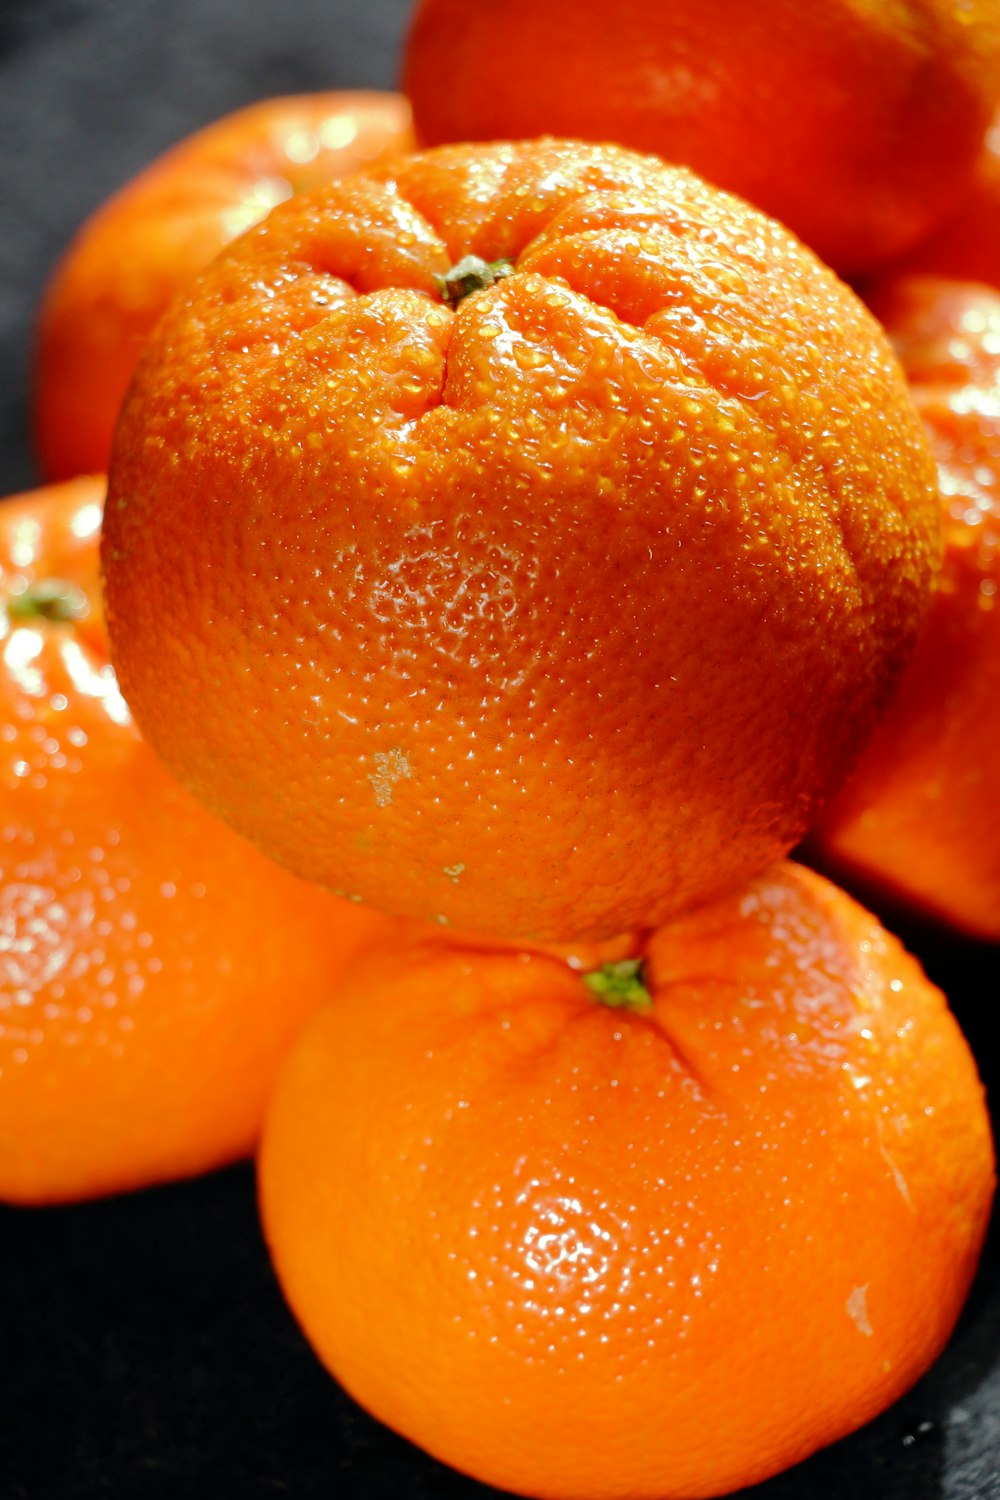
[368,748,412,807]
[846,1284,873,1337]
[879,1143,913,1209]
[443,863,465,883]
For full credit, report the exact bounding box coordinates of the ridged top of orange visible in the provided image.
[103,139,940,941]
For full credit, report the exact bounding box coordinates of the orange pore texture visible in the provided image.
[102,139,941,943]
[259,861,995,1500]
[34,91,414,481]
[815,276,1000,940]
[403,0,1000,277]
[0,477,393,1206]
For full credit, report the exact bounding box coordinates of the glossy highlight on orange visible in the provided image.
[0,477,394,1205]
[259,862,995,1500]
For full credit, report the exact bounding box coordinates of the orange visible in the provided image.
[894,106,1000,289]
[0,477,393,1205]
[34,91,414,481]
[259,861,995,1500]
[814,275,1000,941]
[403,0,1000,276]
[101,139,941,943]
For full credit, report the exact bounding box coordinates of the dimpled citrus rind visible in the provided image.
[103,139,941,942]
[0,478,392,1204]
[258,862,995,1499]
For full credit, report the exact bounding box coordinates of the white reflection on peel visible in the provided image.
[518,1191,624,1294]
[3,629,44,696]
[60,641,131,727]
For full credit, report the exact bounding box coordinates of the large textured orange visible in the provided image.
[35,91,414,481]
[0,477,393,1205]
[896,107,1000,289]
[403,0,1000,276]
[815,276,1000,941]
[259,862,995,1500]
[102,140,941,943]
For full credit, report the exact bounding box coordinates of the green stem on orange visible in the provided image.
[434,255,515,308]
[6,578,90,624]
[581,958,653,1014]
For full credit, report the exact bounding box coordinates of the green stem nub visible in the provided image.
[434,255,515,309]
[582,958,653,1014]
[7,578,90,624]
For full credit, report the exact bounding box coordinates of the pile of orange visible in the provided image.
[4,3,1000,1499]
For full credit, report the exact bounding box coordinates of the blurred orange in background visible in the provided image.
[34,91,414,481]
[893,107,1000,290]
[403,0,1000,276]
[814,276,1000,942]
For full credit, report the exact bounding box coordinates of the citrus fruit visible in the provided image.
[0,476,393,1205]
[895,107,1000,289]
[814,275,1000,941]
[403,0,1000,275]
[35,91,414,480]
[259,861,995,1500]
[101,138,941,943]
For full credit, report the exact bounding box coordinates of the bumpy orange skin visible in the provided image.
[815,277,1000,941]
[403,0,1000,276]
[895,109,1000,289]
[35,91,414,481]
[0,478,393,1205]
[259,862,995,1500]
[102,140,941,943]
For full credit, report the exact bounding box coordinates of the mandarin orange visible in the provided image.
[815,276,1000,940]
[259,861,995,1500]
[0,477,393,1205]
[35,91,414,480]
[101,139,941,942]
[403,0,1000,275]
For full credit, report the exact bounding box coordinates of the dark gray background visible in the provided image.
[0,0,409,492]
[0,2,997,1497]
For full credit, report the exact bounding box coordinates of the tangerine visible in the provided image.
[101,139,941,942]
[403,0,1000,275]
[259,861,995,1500]
[0,477,392,1205]
[35,91,414,480]
[814,275,1000,941]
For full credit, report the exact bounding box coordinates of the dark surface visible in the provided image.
[0,2,998,1497]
